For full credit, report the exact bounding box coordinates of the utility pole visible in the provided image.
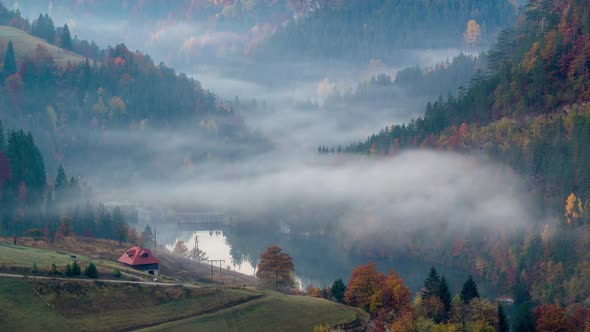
[193,234,200,262]
[153,227,158,248]
[209,259,225,283]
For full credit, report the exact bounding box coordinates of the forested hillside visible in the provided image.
[258,0,519,61]
[0,120,133,241]
[320,0,590,309]
[0,3,266,178]
[336,0,590,214]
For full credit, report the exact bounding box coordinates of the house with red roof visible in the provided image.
[117,246,160,275]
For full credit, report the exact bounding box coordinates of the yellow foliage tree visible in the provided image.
[464,20,482,47]
[565,193,584,225]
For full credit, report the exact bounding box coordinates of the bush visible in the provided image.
[85,262,99,279]
[49,263,58,275]
[32,263,38,274]
[72,261,81,276]
[113,268,121,278]
[65,264,73,276]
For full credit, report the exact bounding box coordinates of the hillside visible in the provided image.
[322,0,590,307]
[0,26,87,68]
[257,0,519,61]
[0,277,368,332]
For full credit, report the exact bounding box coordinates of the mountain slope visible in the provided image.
[0,25,87,68]
[336,0,590,212]
[258,0,520,61]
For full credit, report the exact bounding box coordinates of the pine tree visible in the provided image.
[498,303,509,332]
[438,276,452,314]
[513,303,535,332]
[460,275,479,304]
[85,262,98,278]
[331,278,347,303]
[72,261,81,276]
[422,266,441,300]
[3,40,17,76]
[54,165,67,201]
[0,120,5,152]
[61,24,72,51]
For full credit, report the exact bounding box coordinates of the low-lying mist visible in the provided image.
[99,148,533,249]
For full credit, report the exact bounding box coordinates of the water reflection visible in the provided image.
[157,224,499,297]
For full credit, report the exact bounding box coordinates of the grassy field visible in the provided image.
[0,25,87,68]
[0,278,72,331]
[0,236,256,285]
[141,291,369,332]
[0,242,152,280]
[0,278,368,332]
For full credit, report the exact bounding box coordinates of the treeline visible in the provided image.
[258,0,518,61]
[323,53,486,110]
[310,263,589,331]
[0,4,103,59]
[0,6,266,177]
[0,120,131,242]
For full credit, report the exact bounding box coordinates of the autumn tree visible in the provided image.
[344,262,385,313]
[565,193,584,225]
[173,240,189,257]
[534,304,576,332]
[60,215,72,238]
[331,278,347,303]
[464,19,482,47]
[256,245,295,290]
[379,271,414,323]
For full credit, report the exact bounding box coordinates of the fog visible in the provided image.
[7,0,535,255]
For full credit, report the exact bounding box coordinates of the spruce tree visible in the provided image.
[3,40,17,76]
[61,24,72,50]
[498,303,509,332]
[85,262,98,278]
[513,303,535,332]
[331,278,347,303]
[55,165,67,197]
[0,120,5,152]
[460,275,479,304]
[422,266,441,299]
[438,276,452,314]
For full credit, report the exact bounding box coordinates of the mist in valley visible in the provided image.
[2,0,537,290]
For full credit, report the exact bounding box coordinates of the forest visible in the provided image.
[318,0,590,320]
[259,0,519,61]
[0,120,133,242]
[0,2,268,179]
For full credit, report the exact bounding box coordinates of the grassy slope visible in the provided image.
[0,278,71,331]
[0,242,153,280]
[141,291,369,332]
[0,236,256,285]
[0,278,367,332]
[0,26,87,68]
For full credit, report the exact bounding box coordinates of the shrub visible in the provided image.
[32,263,38,274]
[49,263,58,275]
[85,263,99,279]
[71,261,81,276]
[65,264,73,276]
[113,268,121,278]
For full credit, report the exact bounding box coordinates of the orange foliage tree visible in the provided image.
[534,304,576,332]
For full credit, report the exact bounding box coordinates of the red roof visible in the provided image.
[117,246,160,266]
